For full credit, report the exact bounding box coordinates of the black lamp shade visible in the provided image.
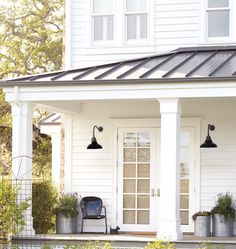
[87,137,103,149]
[200,135,217,148]
[200,124,217,148]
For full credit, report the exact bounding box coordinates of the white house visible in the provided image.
[2,0,236,241]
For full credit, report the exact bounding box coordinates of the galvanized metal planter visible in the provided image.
[194,216,211,237]
[56,213,77,234]
[212,214,234,237]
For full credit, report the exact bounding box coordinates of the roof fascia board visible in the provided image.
[3,81,236,102]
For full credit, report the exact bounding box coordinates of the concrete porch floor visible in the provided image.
[13,234,236,249]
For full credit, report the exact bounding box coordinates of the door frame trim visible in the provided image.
[117,127,158,231]
[111,117,201,232]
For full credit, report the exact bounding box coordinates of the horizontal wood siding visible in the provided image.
[154,0,199,51]
[183,100,236,213]
[71,117,113,232]
[70,100,236,233]
[200,121,236,211]
[69,0,201,68]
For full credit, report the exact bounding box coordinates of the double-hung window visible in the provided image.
[206,0,230,39]
[125,0,148,42]
[92,0,114,43]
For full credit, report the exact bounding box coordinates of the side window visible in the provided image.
[125,0,148,42]
[92,0,114,43]
[206,0,230,39]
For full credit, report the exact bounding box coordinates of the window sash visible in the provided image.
[125,0,148,41]
[126,14,147,41]
[93,0,113,14]
[207,10,229,38]
[92,0,114,43]
[206,0,230,38]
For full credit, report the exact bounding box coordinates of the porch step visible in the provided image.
[12,234,236,249]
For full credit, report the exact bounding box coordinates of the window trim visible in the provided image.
[203,0,233,42]
[125,0,150,44]
[91,0,115,46]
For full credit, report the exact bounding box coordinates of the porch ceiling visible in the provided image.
[2,46,236,86]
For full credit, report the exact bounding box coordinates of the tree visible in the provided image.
[0,0,63,179]
[0,0,63,78]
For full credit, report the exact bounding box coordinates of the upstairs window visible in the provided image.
[125,0,148,41]
[207,0,230,39]
[92,0,114,43]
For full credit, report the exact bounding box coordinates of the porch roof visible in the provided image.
[2,46,236,86]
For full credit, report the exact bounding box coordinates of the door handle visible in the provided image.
[157,188,160,197]
[151,188,155,197]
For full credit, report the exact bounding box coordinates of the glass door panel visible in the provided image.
[118,128,157,231]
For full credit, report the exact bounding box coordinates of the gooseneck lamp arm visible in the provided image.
[92,125,103,139]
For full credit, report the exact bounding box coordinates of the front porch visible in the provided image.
[13,234,236,249]
[2,46,236,241]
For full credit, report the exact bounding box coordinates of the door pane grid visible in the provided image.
[123,132,151,225]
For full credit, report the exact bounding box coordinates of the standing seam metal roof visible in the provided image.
[3,46,236,85]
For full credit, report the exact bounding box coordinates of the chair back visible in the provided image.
[80,196,103,217]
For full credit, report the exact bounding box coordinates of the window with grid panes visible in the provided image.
[125,0,148,41]
[207,0,230,38]
[92,0,114,43]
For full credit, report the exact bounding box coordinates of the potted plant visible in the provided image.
[211,192,235,236]
[55,192,78,234]
[192,211,211,237]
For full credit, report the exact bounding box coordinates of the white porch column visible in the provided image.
[11,101,35,235]
[158,98,182,240]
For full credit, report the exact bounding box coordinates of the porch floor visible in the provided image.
[14,234,236,249]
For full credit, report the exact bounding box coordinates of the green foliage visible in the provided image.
[0,0,63,180]
[211,192,236,220]
[0,177,29,242]
[144,240,176,249]
[192,211,211,221]
[33,133,52,179]
[195,242,225,249]
[55,193,78,218]
[62,242,113,249]
[32,181,57,234]
[0,0,63,79]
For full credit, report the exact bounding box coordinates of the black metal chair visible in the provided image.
[80,196,107,234]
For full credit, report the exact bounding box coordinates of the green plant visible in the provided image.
[32,181,57,234]
[144,240,176,249]
[195,242,225,249]
[55,192,78,218]
[0,178,29,244]
[192,211,211,221]
[211,192,236,220]
[61,242,113,249]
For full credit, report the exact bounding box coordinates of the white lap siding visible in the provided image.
[71,117,113,233]
[69,0,200,68]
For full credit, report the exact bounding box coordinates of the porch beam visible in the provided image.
[11,101,35,236]
[158,98,182,240]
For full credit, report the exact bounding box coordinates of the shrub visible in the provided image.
[144,240,176,249]
[32,181,57,234]
[211,192,236,220]
[0,178,29,243]
[54,192,78,218]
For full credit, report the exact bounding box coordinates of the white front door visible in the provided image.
[117,128,159,232]
[180,127,196,232]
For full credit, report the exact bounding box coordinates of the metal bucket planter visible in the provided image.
[194,215,211,237]
[212,214,234,237]
[56,213,76,234]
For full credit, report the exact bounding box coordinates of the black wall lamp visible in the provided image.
[87,125,103,149]
[200,124,217,148]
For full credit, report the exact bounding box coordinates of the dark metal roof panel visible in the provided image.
[2,46,236,85]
